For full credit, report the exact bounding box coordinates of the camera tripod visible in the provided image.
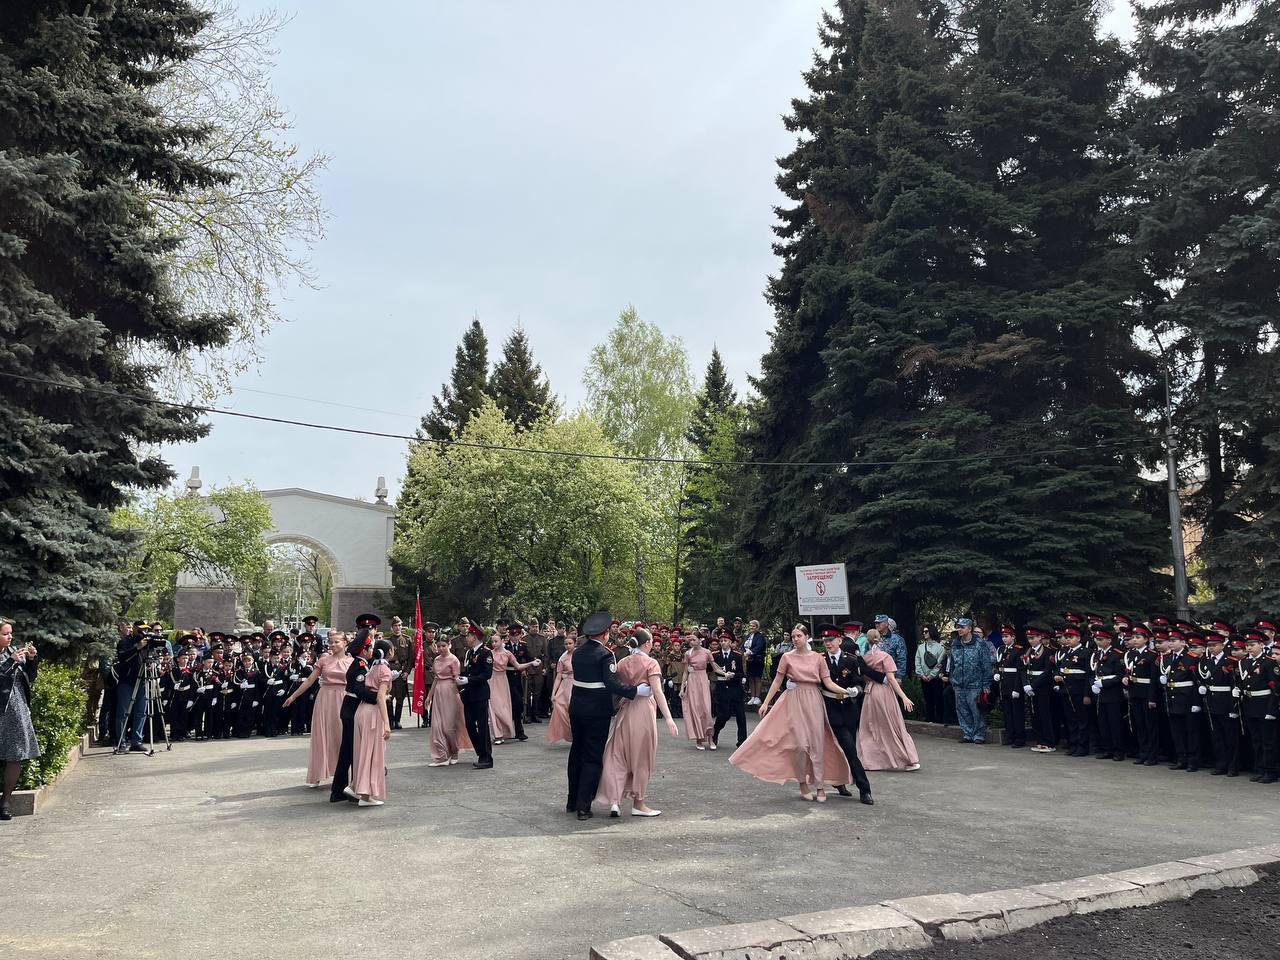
[113,658,172,756]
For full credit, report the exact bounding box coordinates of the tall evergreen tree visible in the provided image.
[1128,0,1280,616]
[1,3,236,654]
[419,315,490,442]
[490,326,555,430]
[686,347,736,451]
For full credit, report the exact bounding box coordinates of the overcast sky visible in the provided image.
[164,1,1134,503]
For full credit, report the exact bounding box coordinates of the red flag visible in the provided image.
[411,594,427,715]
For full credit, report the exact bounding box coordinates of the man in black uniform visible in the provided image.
[1088,627,1127,760]
[1123,626,1160,764]
[1023,627,1057,752]
[710,631,747,750]
[1053,625,1093,756]
[995,633,1028,748]
[1199,633,1240,776]
[288,637,315,734]
[567,610,649,820]
[1240,631,1277,783]
[1163,630,1201,771]
[166,649,196,741]
[820,625,877,804]
[331,616,383,802]
[457,621,494,769]
[261,650,290,737]
[506,623,531,742]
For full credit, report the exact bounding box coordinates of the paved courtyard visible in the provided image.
[5,719,1270,960]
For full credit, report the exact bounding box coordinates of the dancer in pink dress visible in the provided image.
[282,631,350,787]
[730,624,855,802]
[488,635,518,743]
[680,636,714,748]
[545,636,576,745]
[858,635,920,771]
[425,636,471,765]
[351,640,393,806]
[597,629,680,817]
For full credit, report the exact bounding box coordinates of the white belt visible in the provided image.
[572,680,605,689]
[1000,668,1019,673]
[1170,681,1193,688]
[821,690,850,700]
[1208,685,1232,693]
[1029,670,1046,676]
[1098,675,1117,681]
[1248,690,1273,698]
[1132,678,1151,684]
[1061,669,1086,675]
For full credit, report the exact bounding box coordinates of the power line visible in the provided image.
[0,369,1159,470]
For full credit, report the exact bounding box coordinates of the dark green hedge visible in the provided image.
[18,662,86,789]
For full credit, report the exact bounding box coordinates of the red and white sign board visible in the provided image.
[794,563,850,616]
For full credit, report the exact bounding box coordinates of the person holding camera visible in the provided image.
[1,618,40,820]
[114,619,153,752]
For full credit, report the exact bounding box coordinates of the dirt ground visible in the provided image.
[890,870,1280,960]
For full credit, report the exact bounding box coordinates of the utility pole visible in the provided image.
[1163,365,1190,621]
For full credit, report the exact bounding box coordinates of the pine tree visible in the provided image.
[685,348,736,451]
[1129,0,1280,616]
[419,315,491,442]
[490,326,555,430]
[0,3,236,654]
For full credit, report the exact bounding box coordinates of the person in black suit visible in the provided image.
[331,616,383,803]
[456,621,494,769]
[567,610,651,820]
[820,624,878,804]
[710,632,747,749]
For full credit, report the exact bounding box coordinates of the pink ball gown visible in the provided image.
[428,652,471,762]
[596,653,663,807]
[729,651,851,787]
[352,661,392,799]
[488,647,517,740]
[857,645,920,770]
[306,653,352,784]
[681,646,714,743]
[545,651,574,744]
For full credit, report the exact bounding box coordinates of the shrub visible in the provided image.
[18,662,87,789]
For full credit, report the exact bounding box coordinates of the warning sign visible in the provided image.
[794,563,850,616]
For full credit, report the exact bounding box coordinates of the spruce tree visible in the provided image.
[419,315,490,442]
[0,3,235,654]
[490,326,555,430]
[686,348,736,451]
[1128,0,1280,616]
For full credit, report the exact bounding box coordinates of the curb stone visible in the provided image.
[589,845,1280,960]
[9,733,89,817]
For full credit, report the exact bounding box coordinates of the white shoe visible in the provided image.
[494,739,504,745]
[631,808,662,817]
[358,798,384,807]
[609,804,621,818]
[427,760,450,767]
[748,697,761,706]
[448,757,458,765]
[305,782,321,789]
[342,786,359,800]
[905,763,921,771]
[709,741,718,751]
[695,744,706,751]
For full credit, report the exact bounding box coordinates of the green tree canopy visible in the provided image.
[420,315,490,442]
[490,326,556,430]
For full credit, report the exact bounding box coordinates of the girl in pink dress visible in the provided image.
[425,637,471,765]
[351,640,393,806]
[730,624,855,802]
[680,637,714,748]
[488,635,518,743]
[858,636,920,771]
[596,630,680,817]
[282,632,351,787]
[545,636,576,745]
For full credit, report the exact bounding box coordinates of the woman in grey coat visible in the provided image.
[0,618,41,820]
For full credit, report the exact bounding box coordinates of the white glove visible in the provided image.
[532,659,541,667]
[1232,688,1241,698]
[636,683,653,697]
[1228,712,1238,719]
[1267,715,1277,721]
[1159,674,1168,685]
[686,666,694,674]
[185,701,194,709]
[1023,685,1033,696]
[785,680,796,690]
[390,670,401,680]
[456,676,469,687]
[288,673,298,681]
[276,690,285,697]
[993,673,1000,683]
[1197,685,1207,695]
[1091,681,1102,695]
[1053,685,1060,692]
[1191,705,1201,713]
[210,698,218,706]
[845,686,859,698]
[1011,691,1020,699]
[240,681,250,689]
[251,701,259,708]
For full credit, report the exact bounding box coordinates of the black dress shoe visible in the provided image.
[1211,769,1225,776]
[1187,766,1199,773]
[1112,755,1125,761]
[516,734,528,742]
[1170,762,1187,770]
[577,810,593,821]
[566,802,576,813]
[859,792,874,806]
[1227,770,1239,778]
[473,760,493,769]
[1144,759,1159,766]
[836,785,852,797]
[1260,774,1277,784]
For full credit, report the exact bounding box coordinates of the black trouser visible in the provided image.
[712,691,747,746]
[289,695,311,734]
[389,681,408,725]
[1031,688,1056,746]
[1168,711,1200,767]
[167,700,189,741]
[665,680,682,718]
[507,675,526,739]
[330,698,359,799]
[1001,693,1026,745]
[828,712,871,795]
[262,694,284,737]
[523,673,543,720]
[1129,697,1158,762]
[1096,699,1126,757]
[1209,713,1239,773]
[921,678,944,724]
[1061,688,1089,753]
[463,698,492,763]
[567,707,609,812]
[1247,716,1276,776]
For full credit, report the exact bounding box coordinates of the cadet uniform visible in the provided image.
[1089,629,1127,761]
[1164,638,1202,771]
[819,625,878,803]
[710,641,747,749]
[567,610,641,820]
[331,615,383,802]
[167,659,197,741]
[1123,628,1160,765]
[458,623,495,768]
[1024,630,1057,752]
[261,655,290,737]
[1240,632,1278,783]
[996,640,1028,748]
[524,627,549,723]
[1054,630,1093,756]
[1199,639,1241,776]
[506,624,530,742]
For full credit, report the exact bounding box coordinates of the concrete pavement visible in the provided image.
[3,719,1271,960]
